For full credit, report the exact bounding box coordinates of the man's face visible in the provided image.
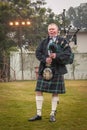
[48,24,58,37]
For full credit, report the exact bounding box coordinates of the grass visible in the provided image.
[0,80,87,130]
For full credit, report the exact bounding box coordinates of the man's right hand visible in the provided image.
[46,57,52,65]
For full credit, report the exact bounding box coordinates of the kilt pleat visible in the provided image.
[35,74,66,94]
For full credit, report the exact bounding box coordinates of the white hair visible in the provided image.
[48,23,59,30]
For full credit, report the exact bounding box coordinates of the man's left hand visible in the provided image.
[50,53,56,59]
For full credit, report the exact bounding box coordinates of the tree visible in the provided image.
[0,1,17,81]
[0,0,49,81]
[67,3,87,28]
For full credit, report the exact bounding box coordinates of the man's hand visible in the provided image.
[46,57,52,64]
[50,53,56,59]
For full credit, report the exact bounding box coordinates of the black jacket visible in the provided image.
[36,36,72,75]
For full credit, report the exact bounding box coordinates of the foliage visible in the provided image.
[67,3,87,28]
[0,1,48,81]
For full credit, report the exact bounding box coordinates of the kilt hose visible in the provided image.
[35,74,66,94]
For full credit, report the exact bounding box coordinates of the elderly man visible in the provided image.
[28,23,72,122]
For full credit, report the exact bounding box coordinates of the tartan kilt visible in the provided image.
[35,74,66,94]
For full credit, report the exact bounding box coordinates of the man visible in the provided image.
[28,23,72,122]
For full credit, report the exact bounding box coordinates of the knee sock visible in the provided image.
[36,95,43,116]
[50,96,59,116]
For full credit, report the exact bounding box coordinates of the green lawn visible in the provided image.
[0,80,87,130]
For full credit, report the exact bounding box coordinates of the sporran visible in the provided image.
[43,67,53,80]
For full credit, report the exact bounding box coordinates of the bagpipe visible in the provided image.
[43,9,80,80]
[43,27,80,80]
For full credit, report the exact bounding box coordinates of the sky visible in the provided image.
[45,0,87,14]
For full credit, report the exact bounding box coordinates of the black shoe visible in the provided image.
[49,115,56,122]
[28,115,42,121]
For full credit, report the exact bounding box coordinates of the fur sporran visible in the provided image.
[43,67,53,80]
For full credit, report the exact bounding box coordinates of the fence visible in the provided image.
[10,51,87,80]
